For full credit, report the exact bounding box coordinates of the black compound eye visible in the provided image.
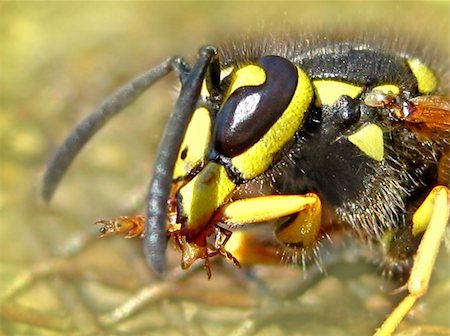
[333,95,361,128]
[213,56,298,158]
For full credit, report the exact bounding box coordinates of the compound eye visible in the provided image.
[213,56,299,157]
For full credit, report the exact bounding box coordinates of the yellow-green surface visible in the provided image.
[1,2,449,335]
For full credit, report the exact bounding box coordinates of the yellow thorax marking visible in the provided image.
[348,123,384,161]
[313,80,363,107]
[408,58,437,94]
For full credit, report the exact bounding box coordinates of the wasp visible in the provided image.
[43,36,450,335]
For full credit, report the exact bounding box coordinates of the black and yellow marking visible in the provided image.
[177,162,235,231]
[211,56,313,181]
[173,107,212,180]
[348,123,384,162]
[176,43,445,246]
[228,64,313,180]
[407,58,438,94]
[313,80,362,107]
[297,44,419,89]
[214,56,299,157]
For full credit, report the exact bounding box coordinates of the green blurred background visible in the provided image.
[1,2,449,335]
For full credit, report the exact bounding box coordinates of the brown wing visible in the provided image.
[407,96,450,130]
[400,96,449,185]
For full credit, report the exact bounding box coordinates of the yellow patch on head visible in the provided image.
[173,107,211,180]
[348,123,384,161]
[225,64,266,99]
[408,58,438,94]
[313,80,363,107]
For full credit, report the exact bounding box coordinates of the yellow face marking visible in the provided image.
[173,107,211,180]
[231,67,313,180]
[372,84,400,95]
[178,163,236,231]
[348,123,384,161]
[225,64,266,99]
[408,58,438,94]
[313,80,363,107]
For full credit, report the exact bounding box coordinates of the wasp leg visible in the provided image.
[207,226,241,266]
[223,230,283,266]
[170,194,321,277]
[42,56,191,203]
[375,185,450,336]
[218,193,322,260]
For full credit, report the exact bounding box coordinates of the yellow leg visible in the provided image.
[215,193,322,267]
[219,194,319,224]
[375,186,450,336]
[224,230,283,266]
[219,193,322,247]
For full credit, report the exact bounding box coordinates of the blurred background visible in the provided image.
[1,2,449,335]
